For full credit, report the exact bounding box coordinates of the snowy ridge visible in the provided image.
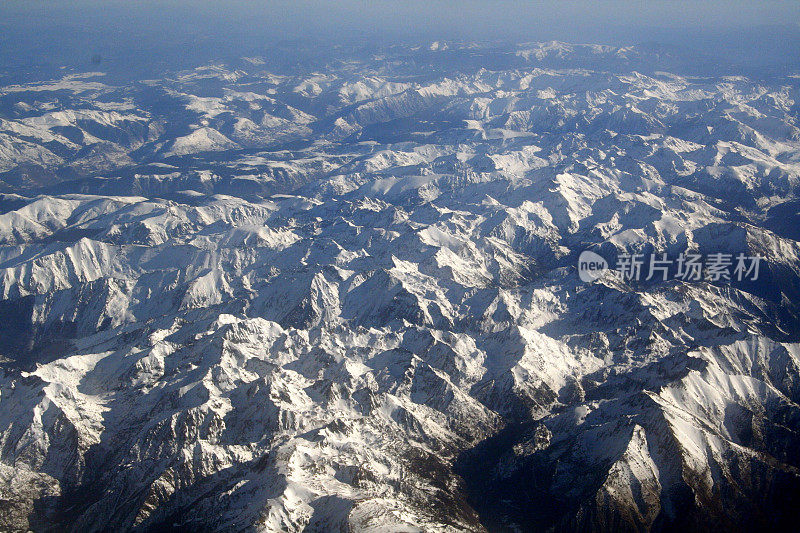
[0,41,800,531]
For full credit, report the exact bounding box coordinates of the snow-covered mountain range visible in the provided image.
[1,41,800,531]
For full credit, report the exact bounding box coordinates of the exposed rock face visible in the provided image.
[1,41,800,531]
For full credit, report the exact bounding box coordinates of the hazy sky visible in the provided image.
[1,1,798,77]
[6,1,800,37]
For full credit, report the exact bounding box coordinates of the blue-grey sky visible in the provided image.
[1,1,798,78]
[6,2,800,26]
[5,1,799,38]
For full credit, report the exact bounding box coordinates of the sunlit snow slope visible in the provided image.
[1,41,800,532]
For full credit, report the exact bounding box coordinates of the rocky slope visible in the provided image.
[1,41,800,531]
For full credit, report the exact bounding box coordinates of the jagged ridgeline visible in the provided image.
[1,41,800,532]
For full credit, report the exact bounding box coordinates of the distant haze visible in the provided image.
[1,1,799,77]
